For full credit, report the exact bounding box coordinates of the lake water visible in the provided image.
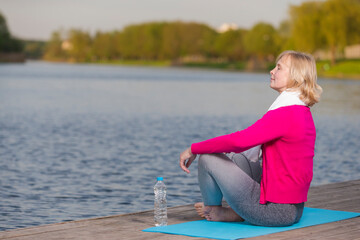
[1,61,359,231]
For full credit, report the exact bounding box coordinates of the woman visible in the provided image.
[179,50,323,227]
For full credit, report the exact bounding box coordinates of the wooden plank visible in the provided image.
[0,179,359,240]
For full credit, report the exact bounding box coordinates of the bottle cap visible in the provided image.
[157,177,163,181]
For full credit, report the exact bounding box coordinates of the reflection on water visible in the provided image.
[0,61,359,230]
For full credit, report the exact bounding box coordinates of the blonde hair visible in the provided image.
[276,50,322,107]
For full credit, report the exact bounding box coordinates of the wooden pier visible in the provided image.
[1,179,359,240]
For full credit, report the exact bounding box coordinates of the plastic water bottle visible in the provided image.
[154,177,167,226]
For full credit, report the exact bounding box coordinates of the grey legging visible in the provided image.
[197,153,304,226]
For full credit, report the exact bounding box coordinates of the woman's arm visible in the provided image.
[191,108,289,154]
[179,107,291,173]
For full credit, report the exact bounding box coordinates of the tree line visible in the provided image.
[0,12,23,53]
[6,0,360,67]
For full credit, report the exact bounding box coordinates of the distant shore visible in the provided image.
[93,58,360,80]
[316,60,360,80]
[7,58,359,80]
[0,53,25,63]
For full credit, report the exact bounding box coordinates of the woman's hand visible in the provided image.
[179,147,197,174]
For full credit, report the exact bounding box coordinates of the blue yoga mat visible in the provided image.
[143,207,360,240]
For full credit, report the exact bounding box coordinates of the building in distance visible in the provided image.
[218,23,238,33]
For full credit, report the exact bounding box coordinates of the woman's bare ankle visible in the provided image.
[204,205,244,222]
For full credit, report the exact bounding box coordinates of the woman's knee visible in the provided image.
[230,153,252,177]
[198,154,214,169]
[198,153,228,168]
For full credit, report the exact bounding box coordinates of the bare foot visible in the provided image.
[203,205,244,222]
[194,202,206,218]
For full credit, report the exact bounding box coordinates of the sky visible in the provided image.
[1,0,312,41]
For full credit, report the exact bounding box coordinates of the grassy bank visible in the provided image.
[316,59,360,80]
[183,59,360,80]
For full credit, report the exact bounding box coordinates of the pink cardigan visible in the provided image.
[191,105,316,204]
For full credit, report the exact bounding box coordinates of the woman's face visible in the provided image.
[270,56,291,93]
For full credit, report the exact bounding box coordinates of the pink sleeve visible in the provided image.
[191,108,289,154]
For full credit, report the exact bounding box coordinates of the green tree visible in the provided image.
[67,29,92,62]
[345,0,360,45]
[117,21,217,61]
[119,24,145,59]
[119,22,168,60]
[0,11,22,53]
[161,22,182,59]
[289,1,325,54]
[118,22,163,60]
[112,31,123,59]
[321,0,360,64]
[92,31,117,61]
[277,20,295,51]
[289,0,360,64]
[43,30,66,61]
[181,22,217,57]
[161,21,217,60]
[213,29,247,61]
[243,22,280,60]
[142,22,165,60]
